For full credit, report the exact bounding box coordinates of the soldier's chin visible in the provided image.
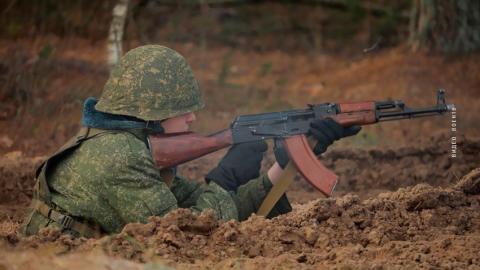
[163,126,189,134]
[174,126,189,133]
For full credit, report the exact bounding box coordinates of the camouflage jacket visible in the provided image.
[22,129,291,236]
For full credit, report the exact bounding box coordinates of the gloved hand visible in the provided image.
[274,118,361,168]
[205,141,268,191]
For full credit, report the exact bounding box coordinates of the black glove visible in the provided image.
[274,118,361,168]
[205,141,268,191]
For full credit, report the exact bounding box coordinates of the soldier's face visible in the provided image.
[161,112,196,133]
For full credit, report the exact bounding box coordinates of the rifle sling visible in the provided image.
[257,162,296,217]
[257,137,317,217]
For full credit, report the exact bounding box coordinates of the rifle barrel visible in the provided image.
[377,105,453,122]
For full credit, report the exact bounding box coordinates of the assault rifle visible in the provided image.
[149,90,454,197]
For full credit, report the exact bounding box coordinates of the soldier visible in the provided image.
[21,45,360,238]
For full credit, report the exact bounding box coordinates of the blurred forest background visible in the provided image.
[0,0,479,156]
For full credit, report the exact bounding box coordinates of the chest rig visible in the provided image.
[22,127,175,238]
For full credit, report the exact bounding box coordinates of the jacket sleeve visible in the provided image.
[169,175,204,208]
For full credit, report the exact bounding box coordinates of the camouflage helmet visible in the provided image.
[95,45,204,121]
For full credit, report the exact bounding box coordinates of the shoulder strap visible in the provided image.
[24,127,121,236]
[256,162,296,216]
[35,127,92,203]
[30,128,113,217]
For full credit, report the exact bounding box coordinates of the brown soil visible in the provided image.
[1,134,479,269]
[1,32,479,269]
[1,168,479,269]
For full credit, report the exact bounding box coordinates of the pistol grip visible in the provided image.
[283,135,338,197]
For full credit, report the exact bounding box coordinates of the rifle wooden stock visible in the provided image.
[149,129,233,169]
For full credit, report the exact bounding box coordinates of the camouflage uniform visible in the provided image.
[21,45,290,237]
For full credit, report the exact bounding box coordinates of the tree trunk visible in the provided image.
[409,0,480,53]
[107,0,130,69]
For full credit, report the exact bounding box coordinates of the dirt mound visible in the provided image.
[2,168,478,269]
[1,134,479,269]
[0,151,44,206]
[0,151,45,228]
[0,251,149,270]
